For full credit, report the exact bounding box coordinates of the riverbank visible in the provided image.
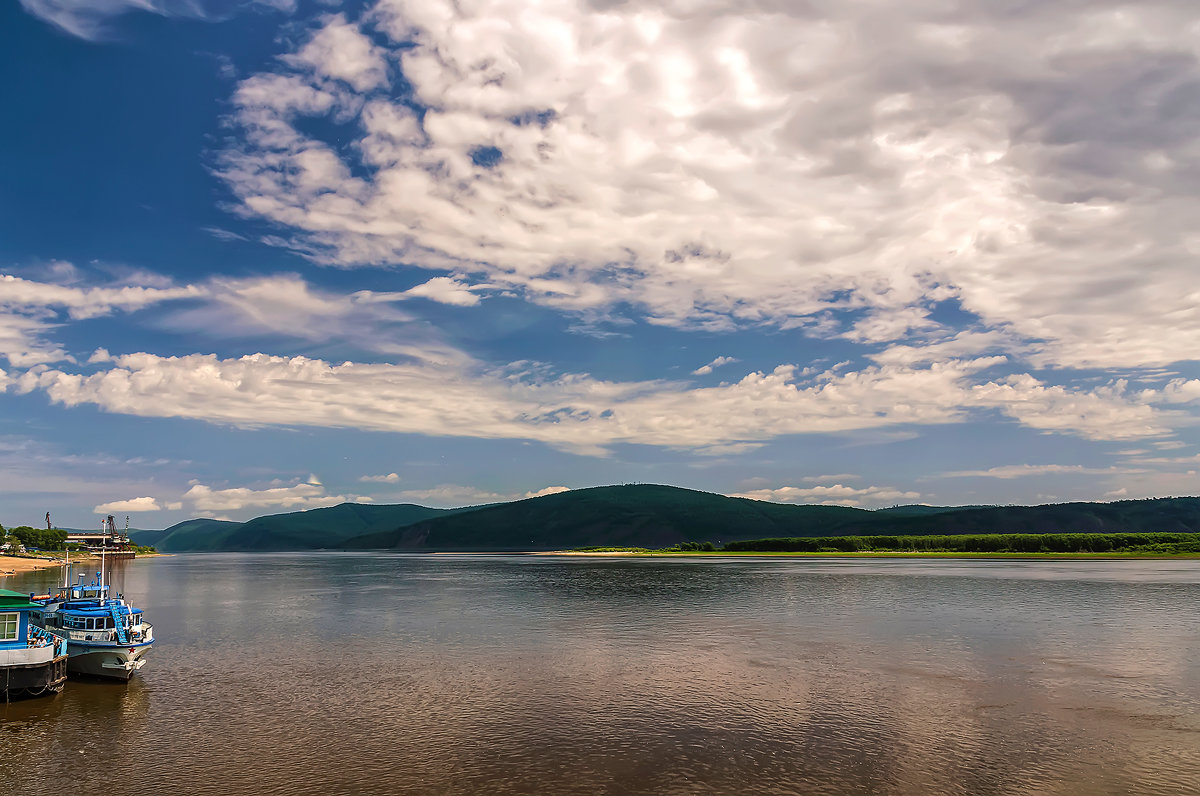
[554,549,1200,559]
[0,554,64,574]
[0,552,165,576]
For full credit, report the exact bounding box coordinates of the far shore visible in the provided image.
[0,554,65,575]
[1,552,166,577]
[543,550,1200,559]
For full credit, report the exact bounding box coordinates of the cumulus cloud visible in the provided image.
[284,14,388,93]
[215,0,1200,371]
[15,349,1179,456]
[730,484,922,509]
[360,472,401,483]
[525,486,569,499]
[394,483,570,507]
[94,496,161,513]
[183,481,369,512]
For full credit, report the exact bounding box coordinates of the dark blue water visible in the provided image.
[2,554,1199,795]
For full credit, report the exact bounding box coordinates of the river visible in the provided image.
[2,554,1198,795]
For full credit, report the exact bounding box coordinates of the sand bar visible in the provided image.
[0,554,65,575]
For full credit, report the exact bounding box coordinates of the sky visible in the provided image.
[3,0,1200,528]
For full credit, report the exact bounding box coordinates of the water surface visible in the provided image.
[2,554,1198,795]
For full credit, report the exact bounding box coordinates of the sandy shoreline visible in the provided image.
[0,554,66,575]
[1,552,164,577]
[538,550,1200,559]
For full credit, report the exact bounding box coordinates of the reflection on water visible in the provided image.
[2,554,1199,795]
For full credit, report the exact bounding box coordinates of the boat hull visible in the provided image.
[2,653,68,699]
[65,641,152,681]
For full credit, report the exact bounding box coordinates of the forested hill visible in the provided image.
[346,484,870,550]
[131,503,461,552]
[344,489,1200,550]
[128,486,1200,552]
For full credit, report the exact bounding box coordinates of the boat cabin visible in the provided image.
[1,588,67,698]
[0,589,40,650]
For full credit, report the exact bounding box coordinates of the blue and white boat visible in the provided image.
[32,558,154,681]
[1,587,68,699]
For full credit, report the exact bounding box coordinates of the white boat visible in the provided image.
[31,554,154,681]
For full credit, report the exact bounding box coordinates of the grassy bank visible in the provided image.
[570,532,1200,557]
[722,532,1200,555]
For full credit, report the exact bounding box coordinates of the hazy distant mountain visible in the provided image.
[129,520,238,550]
[137,504,460,552]
[129,486,1200,552]
[825,498,1200,536]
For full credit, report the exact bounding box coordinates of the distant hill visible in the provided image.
[138,504,461,552]
[126,487,1200,553]
[346,484,874,550]
[347,488,1200,551]
[130,519,239,550]
[823,498,1200,536]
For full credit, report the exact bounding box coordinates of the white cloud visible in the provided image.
[940,464,1147,479]
[525,486,569,499]
[0,313,69,367]
[18,349,1177,456]
[215,0,1200,371]
[401,276,483,307]
[94,496,161,513]
[394,483,570,507]
[183,481,369,512]
[284,14,389,93]
[0,272,201,368]
[360,472,400,483]
[692,356,738,376]
[730,484,922,509]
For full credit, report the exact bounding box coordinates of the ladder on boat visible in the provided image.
[109,605,128,644]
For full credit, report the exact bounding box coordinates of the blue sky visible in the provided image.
[4,0,1200,528]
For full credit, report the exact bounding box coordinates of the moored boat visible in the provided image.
[32,558,154,681]
[1,588,68,699]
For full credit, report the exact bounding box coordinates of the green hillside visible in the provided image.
[142,504,459,552]
[825,497,1200,536]
[346,488,1200,551]
[346,484,871,550]
[130,519,240,550]
[128,487,1200,553]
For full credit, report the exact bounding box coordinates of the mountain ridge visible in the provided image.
[128,484,1200,552]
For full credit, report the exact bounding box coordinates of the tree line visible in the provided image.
[721,532,1200,554]
[0,525,69,551]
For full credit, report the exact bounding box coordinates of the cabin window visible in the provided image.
[0,612,18,641]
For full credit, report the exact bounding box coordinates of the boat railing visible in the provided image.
[56,622,152,644]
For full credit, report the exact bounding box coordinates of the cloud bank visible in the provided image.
[217,0,1200,371]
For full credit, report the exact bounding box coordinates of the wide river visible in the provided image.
[2,554,1198,795]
